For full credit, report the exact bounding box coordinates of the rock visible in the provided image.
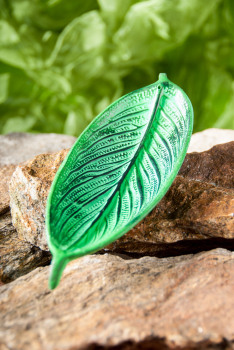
[0,132,76,167]
[188,128,234,153]
[0,164,17,215]
[0,132,76,217]
[0,133,74,283]
[9,141,234,256]
[180,141,234,188]
[9,149,69,250]
[1,249,234,350]
[0,210,51,284]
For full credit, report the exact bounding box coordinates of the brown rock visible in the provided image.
[180,141,234,188]
[0,210,51,284]
[0,132,76,214]
[1,249,234,350]
[9,142,234,256]
[9,149,69,250]
[0,164,17,215]
[0,133,76,283]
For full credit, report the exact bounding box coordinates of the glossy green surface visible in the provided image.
[46,73,193,289]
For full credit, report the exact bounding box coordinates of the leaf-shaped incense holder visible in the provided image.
[46,73,193,289]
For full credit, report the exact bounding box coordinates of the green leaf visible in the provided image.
[46,74,193,289]
[64,110,90,136]
[0,73,10,104]
[2,115,36,134]
[27,69,72,97]
[46,11,106,68]
[11,0,99,31]
[111,0,221,63]
[0,0,231,136]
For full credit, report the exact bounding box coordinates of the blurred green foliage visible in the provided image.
[0,0,234,136]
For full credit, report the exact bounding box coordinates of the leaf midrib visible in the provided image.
[74,86,164,243]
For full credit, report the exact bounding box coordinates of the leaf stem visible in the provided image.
[49,254,68,290]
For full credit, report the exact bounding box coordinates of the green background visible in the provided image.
[0,0,233,136]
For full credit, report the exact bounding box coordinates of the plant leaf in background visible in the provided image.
[0,0,233,135]
[46,74,193,289]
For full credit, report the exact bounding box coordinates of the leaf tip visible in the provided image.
[49,278,59,290]
[158,73,168,82]
[48,255,68,290]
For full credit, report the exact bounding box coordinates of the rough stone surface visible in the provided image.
[0,132,76,167]
[0,164,17,215]
[188,128,234,153]
[180,141,234,188]
[9,142,234,256]
[9,149,69,250]
[0,132,76,215]
[1,249,234,350]
[0,210,51,284]
[0,133,73,283]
